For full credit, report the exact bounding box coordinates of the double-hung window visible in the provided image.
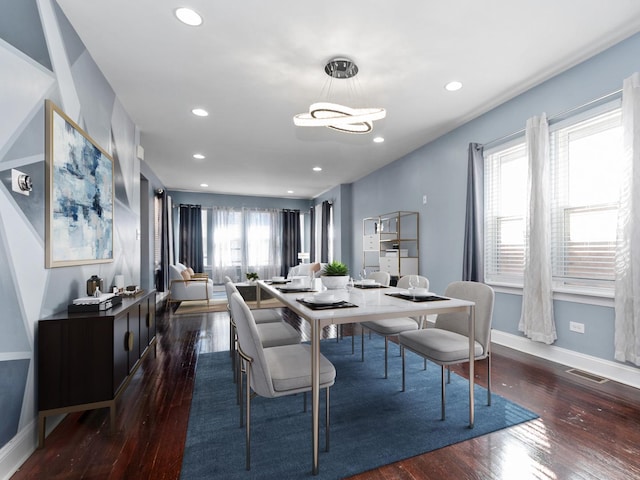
[484,101,623,294]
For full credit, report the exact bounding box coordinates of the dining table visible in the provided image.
[257,279,476,475]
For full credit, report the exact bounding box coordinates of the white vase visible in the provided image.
[320,275,349,290]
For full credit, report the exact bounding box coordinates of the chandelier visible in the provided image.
[293,58,386,134]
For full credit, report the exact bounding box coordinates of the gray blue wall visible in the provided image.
[352,31,640,363]
[0,0,156,468]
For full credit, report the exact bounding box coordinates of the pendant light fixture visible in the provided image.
[293,58,386,134]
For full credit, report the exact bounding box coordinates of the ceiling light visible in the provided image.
[287,190,294,194]
[193,153,205,159]
[293,58,386,134]
[373,136,384,143]
[312,166,322,172]
[175,7,202,26]
[445,81,463,92]
[192,108,209,117]
[200,183,208,187]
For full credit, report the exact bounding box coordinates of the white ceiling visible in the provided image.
[56,0,640,199]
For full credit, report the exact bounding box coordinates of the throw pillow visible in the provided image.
[181,269,191,281]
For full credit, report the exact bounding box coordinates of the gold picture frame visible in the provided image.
[45,99,114,268]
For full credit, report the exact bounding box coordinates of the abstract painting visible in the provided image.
[45,100,114,268]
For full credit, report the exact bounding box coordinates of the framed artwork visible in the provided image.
[45,99,114,268]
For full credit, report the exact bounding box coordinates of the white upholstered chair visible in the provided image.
[167,264,214,305]
[230,292,336,470]
[399,281,495,422]
[358,275,429,378]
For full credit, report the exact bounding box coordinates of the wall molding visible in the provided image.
[0,416,63,480]
[492,330,640,390]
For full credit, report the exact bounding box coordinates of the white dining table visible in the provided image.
[257,279,476,475]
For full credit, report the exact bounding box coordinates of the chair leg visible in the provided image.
[361,328,365,362]
[239,358,244,427]
[384,336,389,379]
[303,392,307,412]
[447,365,451,384]
[487,354,492,406]
[440,365,446,421]
[351,325,355,354]
[401,346,406,392]
[325,387,330,452]
[245,362,251,470]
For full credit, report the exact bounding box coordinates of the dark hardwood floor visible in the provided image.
[12,303,640,479]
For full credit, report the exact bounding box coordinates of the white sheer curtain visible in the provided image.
[519,114,557,344]
[210,206,282,283]
[211,207,242,283]
[243,208,282,281]
[614,73,640,365]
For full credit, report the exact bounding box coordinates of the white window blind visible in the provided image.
[549,106,623,288]
[484,142,527,284]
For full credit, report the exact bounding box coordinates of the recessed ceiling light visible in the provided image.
[312,166,322,172]
[373,136,384,143]
[192,108,209,117]
[287,190,294,194]
[175,7,202,26]
[193,153,205,160]
[200,183,208,187]
[445,81,463,92]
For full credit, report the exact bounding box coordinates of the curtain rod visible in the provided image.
[172,204,310,213]
[481,88,622,150]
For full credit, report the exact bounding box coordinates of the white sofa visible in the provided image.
[168,263,214,305]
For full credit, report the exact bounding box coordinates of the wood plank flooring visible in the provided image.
[11,304,640,479]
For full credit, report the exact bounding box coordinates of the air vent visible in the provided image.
[566,368,609,384]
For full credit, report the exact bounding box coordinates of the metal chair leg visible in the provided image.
[245,362,251,470]
[361,328,365,362]
[384,336,389,379]
[487,353,492,406]
[401,346,406,392]
[325,387,330,452]
[440,364,446,421]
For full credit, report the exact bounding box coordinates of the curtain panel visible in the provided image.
[320,201,332,263]
[179,204,204,272]
[281,209,301,276]
[155,190,171,292]
[462,143,485,282]
[614,72,640,365]
[309,206,316,262]
[519,114,557,344]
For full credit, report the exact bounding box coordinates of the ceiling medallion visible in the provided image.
[293,58,386,134]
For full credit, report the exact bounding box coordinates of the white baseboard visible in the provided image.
[492,330,640,390]
[0,416,64,480]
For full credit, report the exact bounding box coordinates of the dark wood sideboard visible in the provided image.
[37,290,156,448]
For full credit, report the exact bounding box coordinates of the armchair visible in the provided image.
[168,264,214,305]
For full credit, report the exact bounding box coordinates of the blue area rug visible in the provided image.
[180,335,538,479]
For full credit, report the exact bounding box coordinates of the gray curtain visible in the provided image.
[155,189,170,292]
[462,143,484,282]
[179,204,203,272]
[281,209,301,276]
[321,201,332,263]
[309,206,316,262]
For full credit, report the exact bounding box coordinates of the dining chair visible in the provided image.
[398,281,495,421]
[230,292,336,471]
[357,275,429,378]
[366,270,391,286]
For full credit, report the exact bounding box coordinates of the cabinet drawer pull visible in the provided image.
[125,331,135,351]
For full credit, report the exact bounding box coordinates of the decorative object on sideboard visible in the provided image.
[113,274,125,292]
[86,275,104,296]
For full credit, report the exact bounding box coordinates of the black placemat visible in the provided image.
[296,299,359,310]
[385,293,448,302]
[266,280,290,285]
[276,287,316,293]
[354,284,389,289]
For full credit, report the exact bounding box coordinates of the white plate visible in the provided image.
[405,288,431,297]
[303,295,338,305]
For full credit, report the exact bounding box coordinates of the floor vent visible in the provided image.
[566,368,609,384]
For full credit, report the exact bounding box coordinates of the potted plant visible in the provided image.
[245,272,259,283]
[320,261,350,289]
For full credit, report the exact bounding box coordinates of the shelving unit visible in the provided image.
[362,211,419,281]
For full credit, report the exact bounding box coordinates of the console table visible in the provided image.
[37,290,156,448]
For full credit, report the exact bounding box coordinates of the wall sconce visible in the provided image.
[12,169,32,196]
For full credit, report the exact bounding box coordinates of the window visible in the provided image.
[484,142,527,283]
[550,107,623,288]
[484,102,623,292]
[205,207,281,283]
